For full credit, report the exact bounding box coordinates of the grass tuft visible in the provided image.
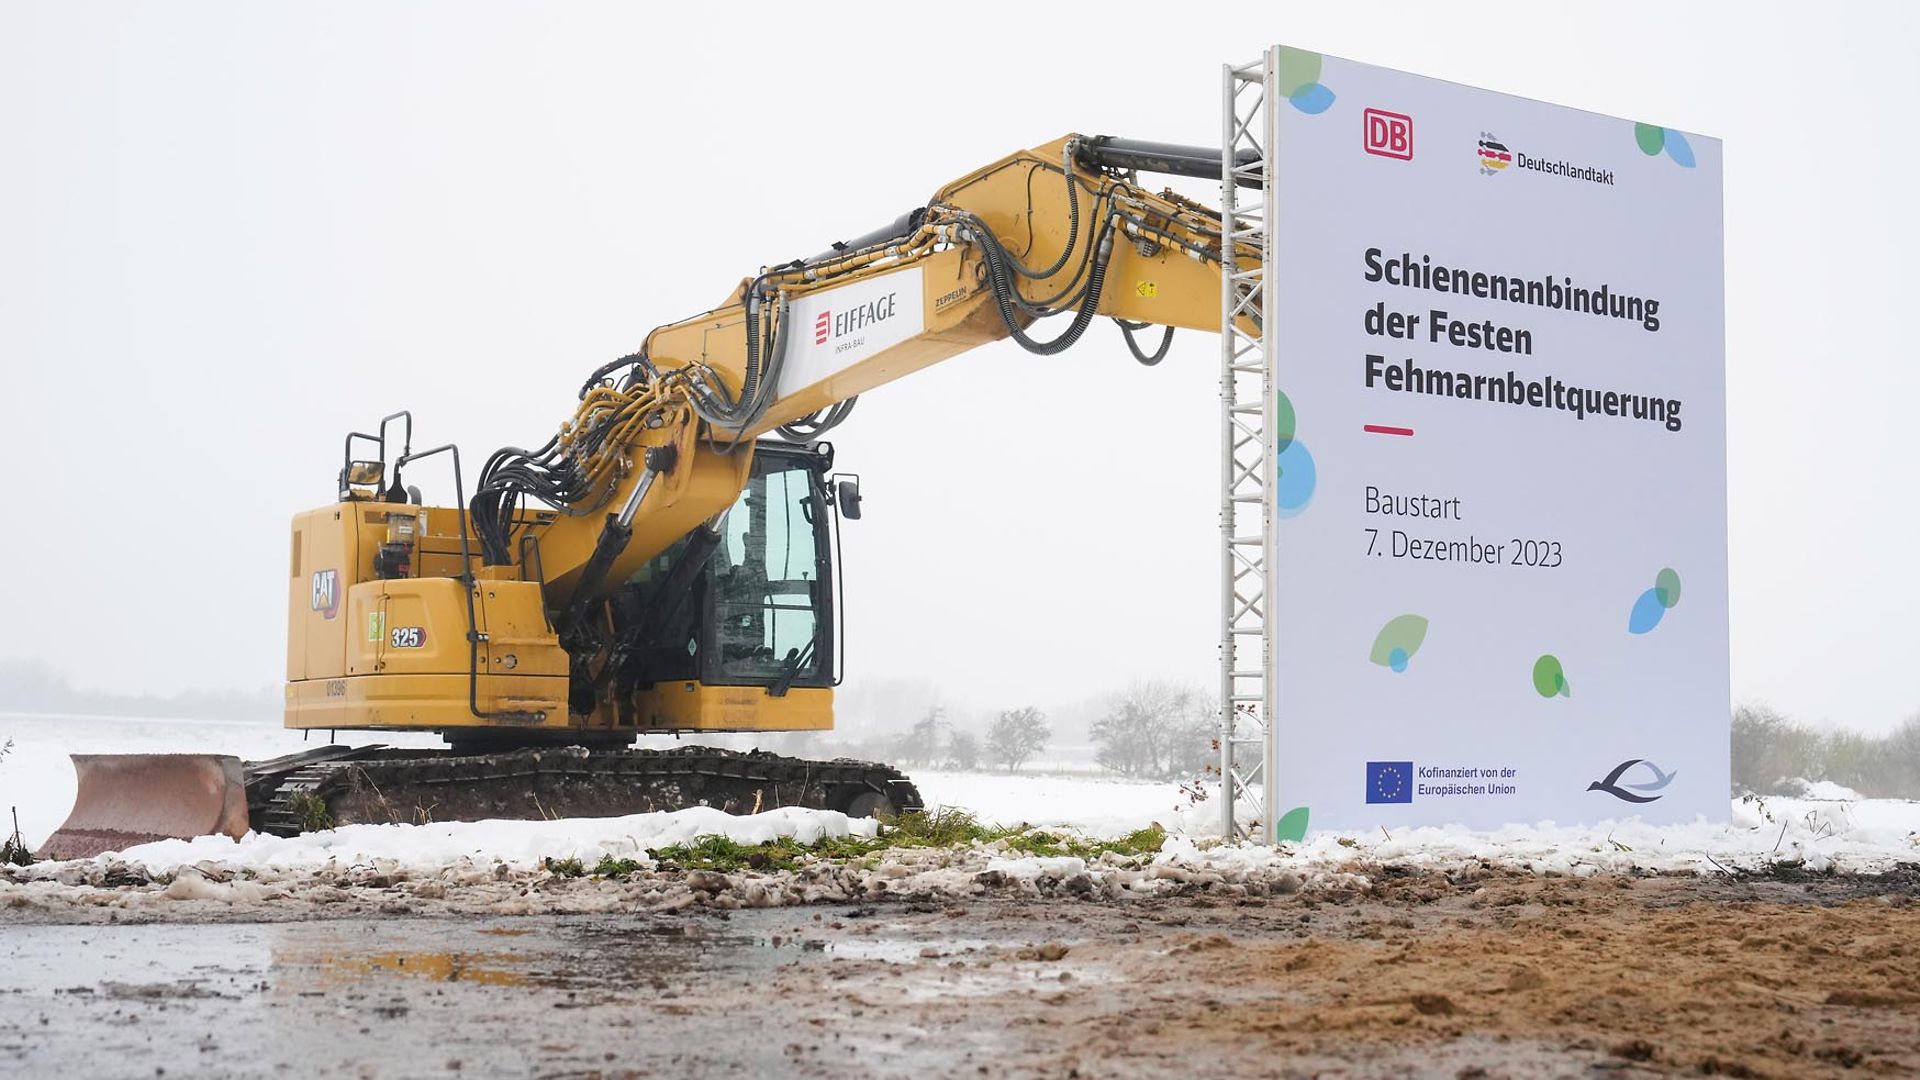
[886,806,1001,846]
[287,792,336,833]
[998,822,1168,861]
[542,809,1170,879]
[592,855,646,878]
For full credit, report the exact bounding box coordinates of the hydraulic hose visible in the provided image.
[1001,158,1081,280]
[578,352,646,400]
[1116,319,1175,366]
[776,397,858,442]
[981,214,1117,356]
[970,188,1112,316]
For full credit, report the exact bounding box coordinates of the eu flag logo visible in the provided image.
[1366,761,1414,804]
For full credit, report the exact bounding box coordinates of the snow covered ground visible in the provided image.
[917,770,1197,834]
[83,804,881,880]
[4,712,1917,878]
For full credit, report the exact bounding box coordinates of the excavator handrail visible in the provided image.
[396,442,543,726]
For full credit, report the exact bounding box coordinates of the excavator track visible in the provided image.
[246,745,923,838]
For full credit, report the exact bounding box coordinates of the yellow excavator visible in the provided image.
[43,135,1257,859]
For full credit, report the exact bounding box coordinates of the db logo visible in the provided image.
[1364,108,1414,161]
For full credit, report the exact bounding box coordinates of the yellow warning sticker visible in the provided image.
[1135,281,1158,298]
[368,610,385,643]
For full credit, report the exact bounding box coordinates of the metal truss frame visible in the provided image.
[1218,50,1278,842]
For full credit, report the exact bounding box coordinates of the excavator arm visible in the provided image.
[489,135,1256,609]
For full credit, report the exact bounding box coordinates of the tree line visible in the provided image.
[1733,705,1920,799]
[884,681,1218,780]
[884,705,1054,773]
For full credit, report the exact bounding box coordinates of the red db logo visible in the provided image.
[1364,108,1413,161]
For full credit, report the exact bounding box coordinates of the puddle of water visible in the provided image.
[822,935,998,962]
[262,914,953,997]
[1,911,1109,1077]
[286,949,534,988]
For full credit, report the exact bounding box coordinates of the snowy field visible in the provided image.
[4,712,1917,877]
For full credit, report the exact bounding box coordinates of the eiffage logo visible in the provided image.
[1364,108,1413,161]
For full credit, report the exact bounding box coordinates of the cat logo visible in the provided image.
[310,569,340,619]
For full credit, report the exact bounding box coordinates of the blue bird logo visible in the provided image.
[1587,759,1676,803]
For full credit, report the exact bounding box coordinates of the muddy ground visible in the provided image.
[4,868,1918,1078]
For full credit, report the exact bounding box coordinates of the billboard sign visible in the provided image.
[1267,47,1728,828]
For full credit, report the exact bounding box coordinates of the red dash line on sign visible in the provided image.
[1364,424,1415,437]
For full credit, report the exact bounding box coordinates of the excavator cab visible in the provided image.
[608,440,842,702]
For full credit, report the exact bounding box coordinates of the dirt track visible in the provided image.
[1051,870,1920,1077]
[5,869,1918,1077]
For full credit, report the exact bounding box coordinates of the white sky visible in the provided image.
[1,2,1914,733]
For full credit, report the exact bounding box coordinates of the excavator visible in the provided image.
[41,134,1257,859]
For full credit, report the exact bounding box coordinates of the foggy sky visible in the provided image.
[2,2,1914,732]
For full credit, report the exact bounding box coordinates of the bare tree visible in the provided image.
[890,706,946,769]
[1164,693,1219,780]
[985,707,1049,772]
[1092,681,1215,781]
[943,730,981,771]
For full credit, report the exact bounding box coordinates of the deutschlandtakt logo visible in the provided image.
[1477,129,1615,186]
[1365,760,1414,804]
[1476,132,1512,175]
[1587,759,1676,803]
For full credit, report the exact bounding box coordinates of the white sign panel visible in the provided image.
[775,267,925,398]
[1268,47,1728,829]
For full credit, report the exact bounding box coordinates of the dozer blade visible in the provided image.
[38,754,250,861]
